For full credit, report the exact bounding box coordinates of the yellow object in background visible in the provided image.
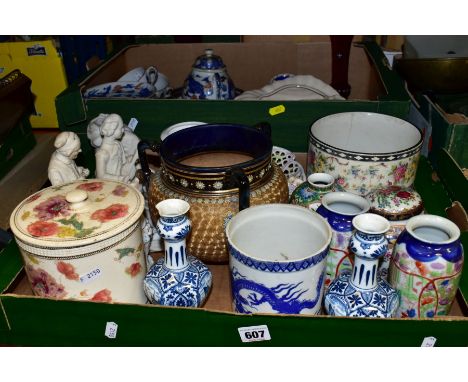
[0,39,68,128]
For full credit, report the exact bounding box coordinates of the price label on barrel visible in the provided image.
[238,325,271,343]
[79,268,102,284]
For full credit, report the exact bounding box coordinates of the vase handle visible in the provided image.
[137,140,160,188]
[225,166,250,211]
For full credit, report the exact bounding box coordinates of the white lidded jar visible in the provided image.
[9,179,146,304]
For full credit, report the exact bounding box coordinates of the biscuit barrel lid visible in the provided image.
[10,179,144,250]
[366,186,423,221]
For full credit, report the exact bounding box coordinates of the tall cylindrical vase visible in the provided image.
[143,199,212,307]
[389,214,464,318]
[324,213,399,317]
[316,192,370,288]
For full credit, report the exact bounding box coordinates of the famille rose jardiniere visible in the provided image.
[307,112,423,196]
[9,179,146,304]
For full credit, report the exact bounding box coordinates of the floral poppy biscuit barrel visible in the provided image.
[9,179,146,304]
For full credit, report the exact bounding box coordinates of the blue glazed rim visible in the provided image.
[160,123,272,174]
[226,204,332,273]
[316,192,370,232]
[399,214,463,263]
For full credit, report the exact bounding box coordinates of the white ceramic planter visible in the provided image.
[9,179,146,304]
[307,112,423,196]
[226,204,332,315]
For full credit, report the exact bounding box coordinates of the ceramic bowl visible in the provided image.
[307,112,423,196]
[84,81,155,98]
[226,204,332,315]
[235,75,344,101]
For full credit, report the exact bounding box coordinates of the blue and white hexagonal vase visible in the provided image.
[324,213,399,318]
[143,199,212,307]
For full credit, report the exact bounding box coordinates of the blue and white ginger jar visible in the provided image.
[182,49,235,100]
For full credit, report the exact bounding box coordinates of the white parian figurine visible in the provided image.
[94,113,135,183]
[48,132,90,186]
[87,113,162,254]
[87,113,140,182]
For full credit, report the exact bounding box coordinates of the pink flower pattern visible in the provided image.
[25,264,67,299]
[33,196,70,221]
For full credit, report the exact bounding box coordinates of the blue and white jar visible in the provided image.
[316,192,370,288]
[226,204,332,315]
[143,199,212,307]
[324,213,399,318]
[182,49,235,100]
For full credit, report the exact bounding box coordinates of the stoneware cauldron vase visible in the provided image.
[138,123,289,263]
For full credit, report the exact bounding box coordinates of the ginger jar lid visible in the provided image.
[10,179,144,249]
[192,49,226,70]
[366,186,423,221]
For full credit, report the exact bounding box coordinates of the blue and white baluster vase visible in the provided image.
[143,199,212,307]
[316,191,370,289]
[324,213,399,318]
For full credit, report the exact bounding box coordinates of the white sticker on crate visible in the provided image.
[79,268,102,284]
[105,322,118,339]
[421,336,437,347]
[238,325,271,343]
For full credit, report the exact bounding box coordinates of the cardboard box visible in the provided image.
[423,94,468,170]
[0,153,467,346]
[0,40,68,128]
[55,41,410,172]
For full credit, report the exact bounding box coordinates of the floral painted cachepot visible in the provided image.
[366,186,424,280]
[389,214,464,318]
[143,199,212,307]
[307,112,423,196]
[9,179,146,304]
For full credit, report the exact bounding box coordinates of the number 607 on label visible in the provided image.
[238,325,271,343]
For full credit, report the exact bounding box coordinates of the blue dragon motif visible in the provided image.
[231,268,324,314]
